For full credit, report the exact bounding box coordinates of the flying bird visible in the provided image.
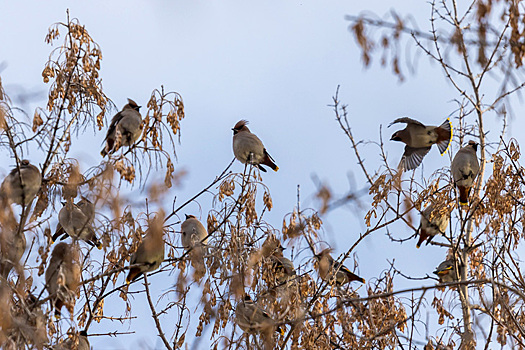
[45,243,81,318]
[101,98,143,156]
[416,203,450,248]
[433,259,458,283]
[451,140,480,206]
[235,295,283,334]
[389,117,453,171]
[314,249,365,285]
[232,120,278,172]
[53,197,101,248]
[126,218,165,283]
[0,160,41,206]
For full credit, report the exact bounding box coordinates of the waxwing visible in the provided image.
[180,214,208,250]
[126,217,165,283]
[0,160,42,206]
[0,229,26,278]
[45,243,81,318]
[53,330,90,350]
[232,120,278,172]
[390,117,453,171]
[101,98,143,156]
[451,140,480,205]
[53,197,101,249]
[433,259,459,283]
[269,245,296,286]
[235,295,283,334]
[314,249,365,285]
[416,203,450,248]
[8,294,48,349]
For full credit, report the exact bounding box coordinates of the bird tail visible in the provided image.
[126,268,141,284]
[435,118,453,155]
[436,118,453,155]
[262,149,279,172]
[416,227,428,249]
[457,186,471,205]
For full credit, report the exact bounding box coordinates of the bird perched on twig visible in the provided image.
[0,228,26,278]
[389,117,452,171]
[268,245,296,286]
[451,140,480,206]
[314,249,365,285]
[45,243,81,318]
[416,203,449,248]
[101,98,143,156]
[232,120,278,172]
[180,214,207,250]
[126,217,165,283]
[53,197,101,249]
[433,259,459,283]
[52,330,90,350]
[0,160,41,206]
[235,295,283,334]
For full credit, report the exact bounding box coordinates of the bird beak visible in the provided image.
[185,214,190,220]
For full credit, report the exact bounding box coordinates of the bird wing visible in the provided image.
[103,111,123,142]
[388,117,426,128]
[399,146,432,171]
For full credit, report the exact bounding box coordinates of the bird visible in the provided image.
[0,228,26,278]
[52,330,90,350]
[268,245,296,286]
[389,117,453,171]
[53,197,101,249]
[314,249,365,285]
[0,160,42,206]
[126,219,165,283]
[180,214,208,250]
[235,295,283,334]
[451,140,480,206]
[433,259,458,283]
[416,203,450,248]
[101,98,143,156]
[45,243,81,318]
[232,120,278,172]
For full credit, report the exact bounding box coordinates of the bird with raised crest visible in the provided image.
[232,120,278,172]
[101,98,143,156]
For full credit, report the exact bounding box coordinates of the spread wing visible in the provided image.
[388,117,426,128]
[399,146,432,171]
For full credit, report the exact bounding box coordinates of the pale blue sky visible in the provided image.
[0,1,517,348]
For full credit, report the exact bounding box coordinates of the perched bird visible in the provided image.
[314,249,365,285]
[416,203,450,248]
[101,98,143,156]
[53,330,90,350]
[126,218,165,283]
[0,160,42,206]
[232,120,278,172]
[433,259,458,283]
[0,229,26,278]
[45,243,81,318]
[8,293,48,349]
[235,295,283,334]
[451,140,480,206]
[268,245,296,286]
[389,117,453,171]
[53,197,101,249]
[180,214,208,250]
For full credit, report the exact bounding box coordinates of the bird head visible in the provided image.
[467,140,478,152]
[390,132,402,142]
[127,98,141,111]
[232,120,249,135]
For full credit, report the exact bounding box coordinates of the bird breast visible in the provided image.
[233,132,265,164]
